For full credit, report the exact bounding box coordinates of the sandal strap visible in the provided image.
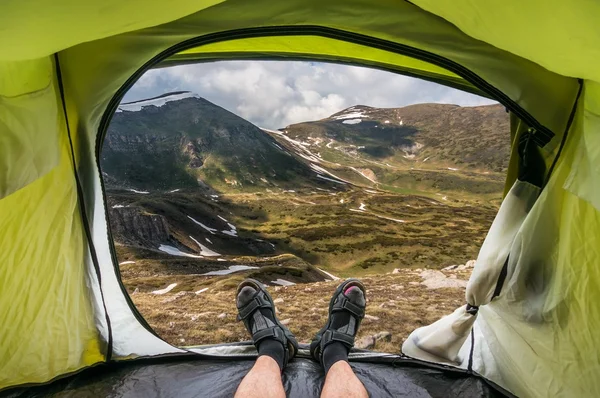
[321,329,355,351]
[252,325,286,345]
[236,293,271,321]
[333,296,365,319]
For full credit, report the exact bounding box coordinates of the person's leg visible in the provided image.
[233,279,298,397]
[321,361,368,398]
[310,279,369,398]
[234,356,286,398]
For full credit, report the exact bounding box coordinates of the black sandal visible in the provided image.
[236,279,298,367]
[310,279,366,364]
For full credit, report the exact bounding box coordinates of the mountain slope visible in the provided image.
[102,91,333,192]
[267,103,509,198]
[282,103,509,172]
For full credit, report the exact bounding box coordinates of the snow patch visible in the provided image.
[187,216,216,234]
[340,199,344,204]
[152,283,178,295]
[189,236,221,256]
[159,244,202,258]
[112,204,125,209]
[202,265,259,276]
[168,189,181,193]
[359,203,367,211]
[118,92,199,112]
[317,174,347,185]
[447,167,459,171]
[128,189,149,194]
[318,268,340,281]
[384,120,390,124]
[195,288,209,295]
[119,261,135,265]
[205,238,213,244]
[333,111,366,120]
[218,216,238,237]
[271,279,296,286]
[342,119,362,125]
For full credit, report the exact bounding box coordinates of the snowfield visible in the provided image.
[117,92,199,112]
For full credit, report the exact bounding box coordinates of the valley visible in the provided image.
[102,91,508,351]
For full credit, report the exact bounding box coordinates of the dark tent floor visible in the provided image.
[2,353,508,397]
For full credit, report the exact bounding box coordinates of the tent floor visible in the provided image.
[3,356,506,397]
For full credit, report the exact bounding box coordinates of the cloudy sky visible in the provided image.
[123,61,496,130]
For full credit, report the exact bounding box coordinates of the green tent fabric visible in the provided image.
[0,1,598,396]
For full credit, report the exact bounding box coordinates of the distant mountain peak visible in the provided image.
[328,105,374,121]
[117,91,200,113]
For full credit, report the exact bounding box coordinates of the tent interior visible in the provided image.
[1,1,599,397]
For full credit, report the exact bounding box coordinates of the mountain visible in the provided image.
[102,91,333,192]
[280,103,509,171]
[266,103,509,197]
[101,94,506,283]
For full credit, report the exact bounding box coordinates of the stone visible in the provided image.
[132,288,139,295]
[456,264,469,271]
[466,260,476,268]
[274,298,284,304]
[304,287,312,292]
[355,335,376,349]
[356,332,392,349]
[364,314,380,321]
[374,331,392,342]
[217,313,227,319]
[409,281,420,286]
[420,269,467,289]
[280,318,291,325]
[442,265,458,271]
[449,274,457,279]
[392,268,401,274]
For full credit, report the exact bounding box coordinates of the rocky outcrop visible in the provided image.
[108,206,171,247]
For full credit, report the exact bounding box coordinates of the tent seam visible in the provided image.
[53,53,113,362]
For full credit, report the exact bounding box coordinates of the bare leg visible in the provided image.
[321,361,368,398]
[234,356,286,398]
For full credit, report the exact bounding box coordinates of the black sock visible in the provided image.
[323,342,349,374]
[258,338,285,370]
[237,286,286,371]
[322,286,365,374]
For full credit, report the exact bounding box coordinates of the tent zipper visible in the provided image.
[95,25,556,339]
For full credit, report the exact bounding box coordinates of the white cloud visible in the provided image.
[123,61,496,129]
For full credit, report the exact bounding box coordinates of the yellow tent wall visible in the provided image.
[0,0,599,395]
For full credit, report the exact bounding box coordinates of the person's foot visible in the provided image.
[310,279,367,374]
[236,279,298,371]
